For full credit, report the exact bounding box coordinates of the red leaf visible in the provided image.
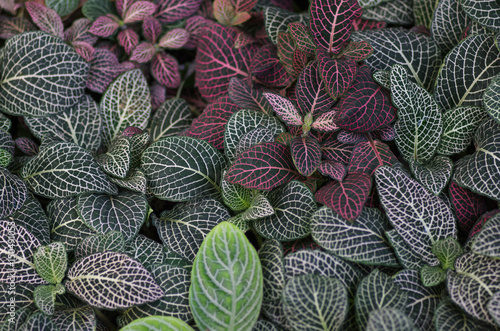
[317,48,357,100]
[228,77,272,114]
[337,130,366,144]
[72,41,96,62]
[123,1,157,24]
[118,29,139,55]
[296,61,336,117]
[155,0,203,24]
[142,16,162,43]
[291,136,322,177]
[348,140,397,176]
[130,42,155,63]
[315,172,372,221]
[276,132,294,146]
[151,52,181,88]
[351,17,386,31]
[292,49,307,75]
[116,0,134,18]
[450,181,490,234]
[185,15,211,48]
[321,138,353,164]
[150,83,166,110]
[372,125,395,141]
[318,160,347,181]
[25,2,63,39]
[158,28,190,49]
[277,32,298,77]
[89,14,120,37]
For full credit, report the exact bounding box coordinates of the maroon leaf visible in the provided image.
[118,29,139,55]
[155,0,203,24]
[311,109,340,132]
[158,28,190,49]
[292,49,307,75]
[335,66,396,133]
[321,139,353,164]
[288,22,316,56]
[231,0,257,12]
[122,127,144,137]
[340,41,373,62]
[150,83,166,110]
[72,41,96,62]
[295,61,335,117]
[142,16,162,43]
[130,42,156,63]
[309,0,362,55]
[469,210,500,239]
[225,142,302,191]
[372,125,395,141]
[151,52,181,88]
[25,2,63,39]
[315,172,372,221]
[228,77,272,114]
[15,137,39,156]
[351,17,386,31]
[86,48,128,93]
[196,24,254,102]
[252,45,293,88]
[184,96,239,149]
[348,140,397,176]
[310,130,337,143]
[89,14,120,37]
[317,48,357,100]
[276,132,294,146]
[0,16,35,39]
[318,160,346,181]
[123,1,157,24]
[64,18,97,45]
[291,136,322,177]
[337,130,366,144]
[449,181,490,235]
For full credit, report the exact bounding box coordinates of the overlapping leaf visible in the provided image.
[472,213,500,258]
[259,239,285,302]
[385,229,424,270]
[86,48,129,94]
[120,316,194,331]
[18,311,57,330]
[484,73,500,126]
[34,284,58,315]
[124,235,164,269]
[317,48,357,100]
[430,0,469,55]
[150,98,192,143]
[362,0,414,25]
[75,231,125,259]
[51,305,96,331]
[449,181,490,234]
[321,139,353,163]
[263,7,307,45]
[33,242,67,285]
[25,2,64,39]
[366,309,415,331]
[458,0,500,32]
[155,0,203,24]
[434,299,491,331]
[0,284,35,321]
[0,167,27,218]
[228,77,273,114]
[290,136,321,177]
[410,155,453,196]
[348,140,397,175]
[295,61,335,116]
[318,161,347,181]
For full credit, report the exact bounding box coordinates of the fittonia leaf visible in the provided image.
[0,166,27,218]
[33,242,67,284]
[361,0,414,25]
[458,0,500,33]
[430,0,469,55]
[472,213,500,259]
[75,231,125,259]
[434,299,492,331]
[150,98,192,143]
[119,316,195,331]
[259,239,285,302]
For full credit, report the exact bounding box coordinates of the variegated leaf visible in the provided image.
[123,1,157,24]
[239,194,274,221]
[264,92,303,126]
[51,305,96,331]
[152,52,181,88]
[34,284,58,315]
[33,242,67,285]
[434,299,492,331]
[348,140,397,176]
[484,73,500,126]
[109,169,147,195]
[45,0,79,16]
[430,0,469,55]
[237,127,275,155]
[89,15,119,37]
[366,309,415,331]
[317,48,357,100]
[410,155,453,196]
[472,212,500,259]
[311,110,340,132]
[288,22,316,56]
[75,231,125,259]
[0,167,27,218]
[420,265,446,287]
[0,16,35,39]
[124,234,164,269]
[450,181,490,235]
[318,161,347,181]
[18,311,57,330]
[259,239,285,302]
[488,291,500,327]
[25,2,63,39]
[295,61,335,117]
[361,0,414,25]
[86,48,129,94]
[228,77,273,114]
[95,137,130,178]
[385,229,425,270]
[458,0,500,32]
[150,98,192,143]
[130,42,156,63]
[291,136,321,177]
[221,170,253,212]
[155,0,203,24]
[263,7,308,45]
[158,28,190,49]
[321,138,353,163]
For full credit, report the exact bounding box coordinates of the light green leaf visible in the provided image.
[362,0,414,25]
[432,237,463,270]
[150,98,192,143]
[447,253,500,324]
[420,266,446,287]
[458,0,500,32]
[33,242,67,284]
[430,0,469,55]
[189,222,263,331]
[283,274,348,331]
[100,69,151,146]
[410,155,453,195]
[472,212,500,258]
[119,316,194,331]
[34,284,59,315]
[21,142,118,199]
[259,239,285,302]
[221,170,253,212]
[109,168,147,194]
[0,149,12,168]
[142,137,226,201]
[263,7,308,44]
[66,251,164,309]
[239,194,274,221]
[0,32,88,117]
[153,199,230,262]
[0,284,35,321]
[434,299,492,331]
[75,231,125,259]
[124,234,164,270]
[77,191,147,241]
[312,207,399,267]
[95,137,130,179]
[366,309,416,331]
[385,230,425,270]
[46,0,79,16]
[51,305,96,331]
[18,311,57,331]
[25,94,102,152]
[0,166,27,218]
[484,73,500,126]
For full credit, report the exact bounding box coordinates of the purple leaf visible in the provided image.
[252,45,293,88]
[158,28,190,49]
[116,0,134,18]
[64,18,98,45]
[142,16,162,43]
[315,172,372,221]
[89,14,120,37]
[15,137,39,156]
[122,126,144,137]
[196,24,254,102]
[372,125,395,141]
[0,16,36,39]
[317,48,357,100]
[118,29,139,55]
[130,42,155,63]
[335,66,396,133]
[469,210,500,239]
[449,181,490,235]
[87,48,128,93]
[151,52,181,88]
[321,139,353,164]
[155,0,203,24]
[348,140,397,176]
[352,17,386,31]
[228,77,272,114]
[72,41,96,62]
[226,142,302,191]
[184,96,239,149]
[150,83,166,110]
[296,61,335,117]
[25,2,63,39]
[291,136,322,177]
[337,130,366,144]
[123,1,157,24]
[318,160,347,181]
[311,109,339,132]
[309,0,362,55]
[263,93,303,126]
[288,22,316,56]
[340,41,373,62]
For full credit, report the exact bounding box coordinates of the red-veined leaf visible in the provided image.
[155,0,203,24]
[142,16,161,43]
[118,29,139,55]
[89,14,119,37]
[228,77,272,114]
[372,125,395,141]
[225,142,302,191]
[296,61,335,117]
[348,140,397,175]
[310,0,362,55]
[64,18,97,45]
[288,22,316,56]
[231,0,257,12]
[311,110,339,132]
[315,172,372,221]
[72,41,95,62]
[25,2,63,39]
[158,28,190,49]
[276,132,294,146]
[86,48,129,93]
[291,136,322,177]
[277,32,298,77]
[318,161,347,181]
[123,1,157,24]
[292,49,307,74]
[252,45,293,88]
[0,16,35,39]
[449,181,490,235]
[321,139,353,164]
[263,92,303,126]
[234,31,256,49]
[469,210,500,239]
[351,17,386,30]
[338,131,366,144]
[317,48,357,100]
[213,0,235,26]
[185,15,210,48]
[151,52,181,88]
[130,42,155,63]
[150,83,166,110]
[340,41,373,61]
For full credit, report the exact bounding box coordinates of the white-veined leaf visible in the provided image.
[458,0,500,32]
[150,98,192,143]
[252,319,281,331]
[421,266,446,287]
[95,137,130,179]
[259,239,285,302]
[484,73,500,126]
[385,229,425,270]
[237,127,275,155]
[0,306,32,330]
[263,93,303,126]
[432,237,463,270]
[472,212,500,259]
[75,231,125,259]
[0,284,35,321]
[434,299,492,331]
[488,291,500,327]
[366,308,415,331]
[119,316,194,331]
[33,284,61,315]
[46,0,79,16]
[51,305,96,331]
[410,155,453,196]
[124,234,164,270]
[263,6,308,45]
[362,0,413,25]
[221,170,253,212]
[239,193,274,221]
[109,168,147,194]
[0,166,27,218]
[18,311,57,331]
[430,0,469,55]
[33,242,67,284]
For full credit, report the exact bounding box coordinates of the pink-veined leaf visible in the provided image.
[351,17,386,31]
[185,15,211,48]
[469,210,500,239]
[225,142,302,191]
[348,140,397,176]
[151,52,181,88]
[87,48,128,93]
[311,109,339,132]
[292,49,307,74]
[155,0,203,24]
[64,18,97,45]
[372,125,395,141]
[338,130,367,144]
[263,93,303,126]
[72,41,95,62]
[296,61,336,117]
[123,1,157,24]
[230,11,251,26]
[449,181,490,235]
[318,160,347,181]
[309,0,362,55]
[195,24,254,102]
[89,14,120,37]
[276,132,294,146]
[321,139,353,164]
[228,77,272,114]
[116,0,133,18]
[150,83,166,110]
[158,28,190,49]
[315,172,372,221]
[0,15,35,39]
[213,0,235,26]
[15,137,39,156]
[25,2,63,39]
[288,22,316,56]
[291,136,322,177]
[234,31,257,49]
[142,16,161,43]
[336,66,396,133]
[340,41,373,62]
[277,32,297,77]
[184,96,239,150]
[317,48,357,100]
[122,126,143,137]
[230,0,257,12]
[311,130,337,143]
[118,29,139,55]
[252,45,293,88]
[130,42,155,63]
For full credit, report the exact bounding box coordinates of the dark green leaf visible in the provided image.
[484,73,500,126]
[239,194,274,221]
[385,229,424,270]
[259,239,285,302]
[430,0,469,55]
[472,212,500,259]
[434,299,492,331]
[150,98,192,143]
[0,167,27,218]
[366,308,415,331]
[0,284,35,321]
[51,305,96,331]
[362,0,414,25]
[458,0,500,32]
[410,155,453,196]
[46,0,79,16]
[124,234,164,270]
[263,7,307,44]
[109,168,147,194]
[420,265,446,287]
[95,137,130,179]
[221,170,253,212]
[74,231,125,259]
[18,311,57,331]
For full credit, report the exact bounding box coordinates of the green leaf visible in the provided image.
[311,207,399,267]
[77,191,147,241]
[488,291,500,327]
[0,307,32,330]
[283,274,348,331]
[259,239,285,302]
[33,242,67,284]
[150,98,192,143]
[0,166,27,218]
[458,0,500,32]
[124,234,164,270]
[66,251,164,309]
[0,32,88,117]
[142,137,226,201]
[355,269,408,331]
[261,299,290,329]
[409,155,453,196]
[128,132,149,169]
[226,214,250,232]
[95,137,130,179]
[100,69,151,146]
[432,237,463,270]
[253,180,317,241]
[237,127,275,156]
[420,266,446,287]
[252,319,281,331]
[75,231,125,259]
[434,34,500,110]
[390,64,442,164]
[0,113,11,131]
[119,316,194,331]
[18,311,57,331]
[385,230,424,270]
[153,199,230,262]
[239,193,274,221]
[82,0,114,20]
[484,73,500,126]
[46,0,79,16]
[0,284,35,321]
[21,142,118,199]
[34,284,58,315]
[109,168,147,194]
[413,0,439,28]
[447,253,500,324]
[0,149,12,168]
[189,222,263,331]
[221,170,253,211]
[472,212,500,259]
[430,0,469,55]
[51,305,96,331]
[437,106,488,155]
[263,7,308,44]
[362,0,414,25]
[366,308,415,331]
[434,299,492,331]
